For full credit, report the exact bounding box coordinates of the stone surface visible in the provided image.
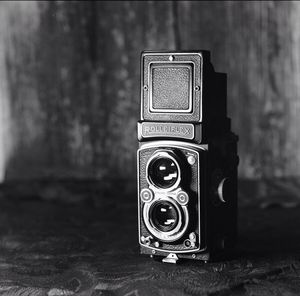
[0,180,300,295]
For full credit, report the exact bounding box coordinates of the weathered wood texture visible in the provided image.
[0,1,300,181]
[0,182,300,295]
[177,1,300,179]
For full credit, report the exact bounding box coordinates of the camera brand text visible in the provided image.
[141,122,194,140]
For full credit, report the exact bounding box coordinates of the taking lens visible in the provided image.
[148,156,179,189]
[150,201,179,232]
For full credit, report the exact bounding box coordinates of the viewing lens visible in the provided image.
[148,156,179,189]
[150,201,179,232]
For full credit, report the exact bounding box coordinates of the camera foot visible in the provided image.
[162,253,178,264]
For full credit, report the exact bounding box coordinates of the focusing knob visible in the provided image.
[212,170,231,206]
[217,178,227,203]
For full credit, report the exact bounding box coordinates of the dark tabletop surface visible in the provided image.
[0,180,300,296]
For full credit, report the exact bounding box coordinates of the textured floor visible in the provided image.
[0,181,300,295]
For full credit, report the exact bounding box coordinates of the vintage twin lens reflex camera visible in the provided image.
[137,51,239,264]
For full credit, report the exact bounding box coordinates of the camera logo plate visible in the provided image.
[140,122,194,140]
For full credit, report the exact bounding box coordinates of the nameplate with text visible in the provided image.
[140,122,194,140]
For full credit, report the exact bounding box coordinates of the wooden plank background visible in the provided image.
[0,1,299,181]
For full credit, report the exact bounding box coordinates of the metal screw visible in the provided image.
[187,155,196,165]
[143,85,148,91]
[169,55,174,61]
[184,239,192,248]
[195,85,200,91]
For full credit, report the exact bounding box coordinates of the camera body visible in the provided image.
[137,51,238,263]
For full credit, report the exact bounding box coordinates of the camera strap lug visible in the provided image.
[162,253,179,264]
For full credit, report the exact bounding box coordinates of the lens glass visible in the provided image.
[150,201,179,232]
[148,157,178,189]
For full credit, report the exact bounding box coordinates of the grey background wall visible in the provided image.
[0,1,300,182]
